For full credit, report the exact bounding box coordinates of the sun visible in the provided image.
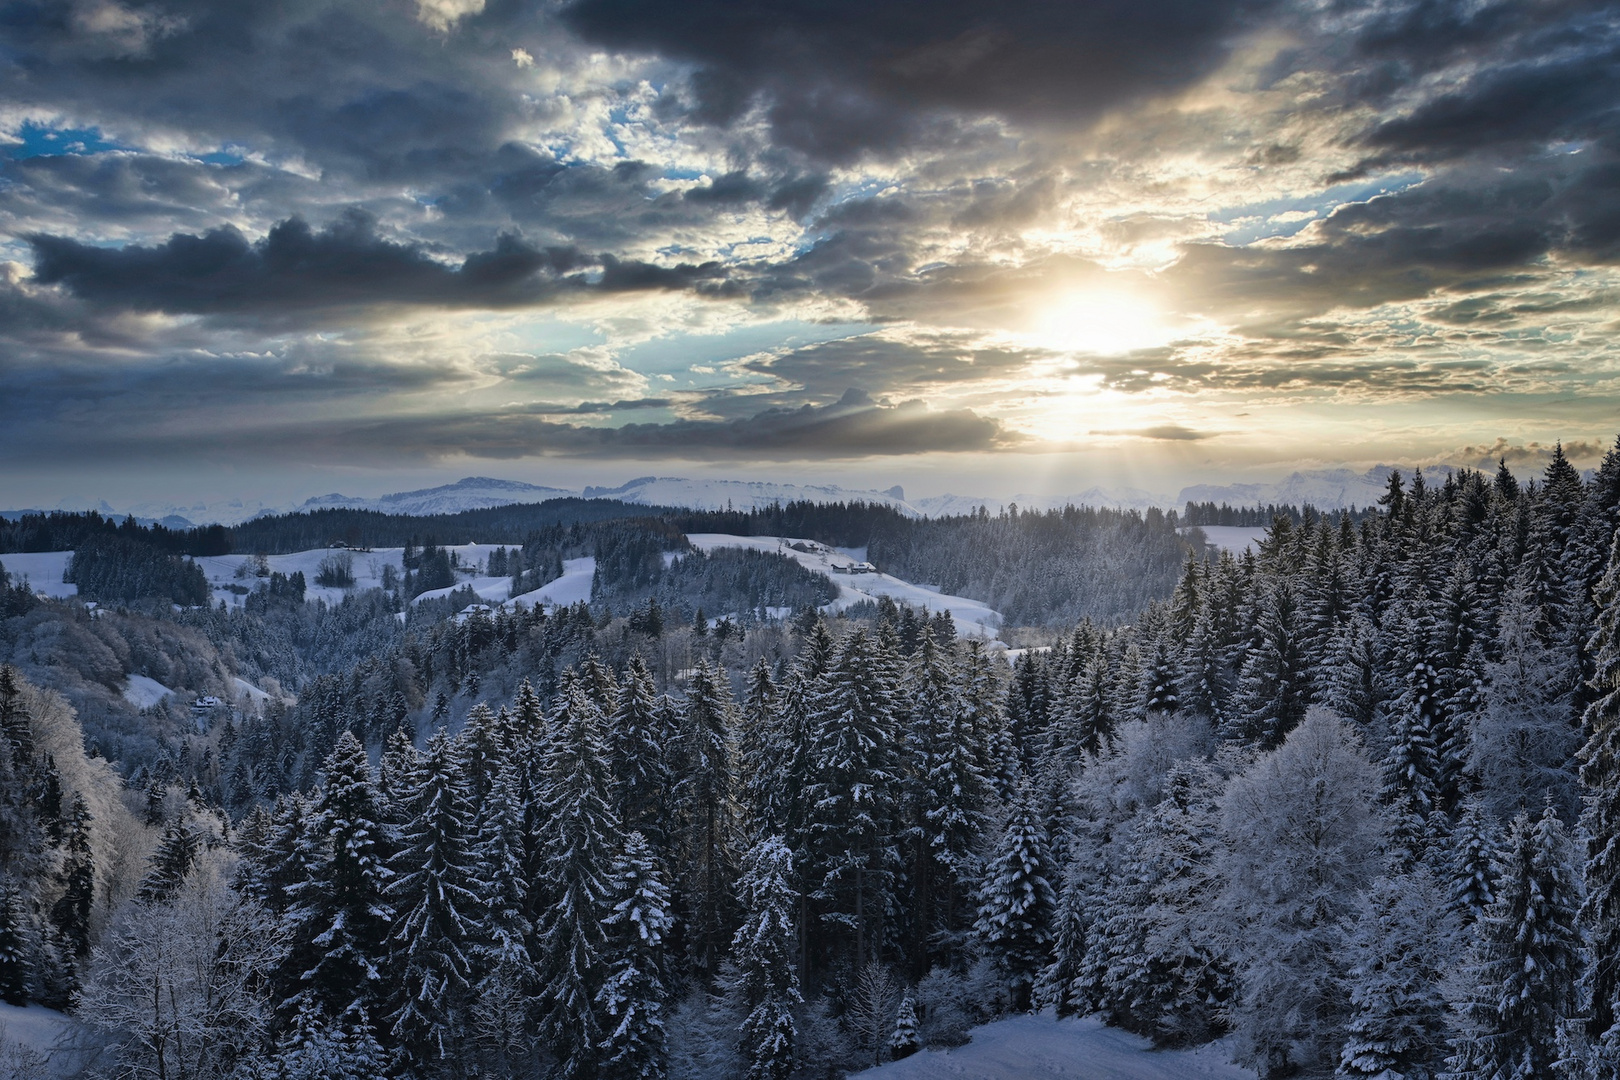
[1028,289,1176,355]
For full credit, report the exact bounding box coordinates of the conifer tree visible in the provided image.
[534,682,620,1080]
[1579,531,1620,1054]
[733,836,801,1080]
[281,732,395,1023]
[50,794,94,958]
[598,831,673,1080]
[890,994,920,1060]
[1447,807,1582,1080]
[1337,871,1457,1080]
[974,790,1056,1011]
[804,626,901,971]
[608,657,671,852]
[672,660,740,976]
[1036,862,1089,1018]
[386,729,482,1065]
[902,627,987,969]
[1228,578,1310,749]
[136,820,201,904]
[738,659,783,838]
[0,878,28,1005]
[1447,797,1497,926]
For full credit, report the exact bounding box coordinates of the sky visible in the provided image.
[3,0,1620,508]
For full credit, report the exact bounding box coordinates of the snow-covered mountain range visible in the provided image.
[2,465,1447,527]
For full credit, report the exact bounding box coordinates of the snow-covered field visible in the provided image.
[0,1002,87,1077]
[196,543,512,609]
[0,550,76,598]
[123,673,174,709]
[1185,526,1269,554]
[855,1015,1254,1080]
[685,534,1003,639]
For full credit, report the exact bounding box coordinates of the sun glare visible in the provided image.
[1029,290,1175,355]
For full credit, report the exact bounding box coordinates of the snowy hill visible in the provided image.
[686,534,1004,639]
[298,476,575,516]
[854,1014,1253,1080]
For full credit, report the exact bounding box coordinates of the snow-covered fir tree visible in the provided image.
[733,835,802,1080]
[1446,806,1583,1080]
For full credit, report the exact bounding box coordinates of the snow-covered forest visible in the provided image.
[2,440,1620,1079]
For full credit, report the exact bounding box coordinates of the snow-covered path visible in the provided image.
[855,1015,1254,1080]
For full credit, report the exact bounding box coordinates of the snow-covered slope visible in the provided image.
[685,534,1003,639]
[123,674,174,709]
[505,556,596,610]
[0,551,76,598]
[0,1002,87,1077]
[584,476,923,516]
[855,1014,1253,1080]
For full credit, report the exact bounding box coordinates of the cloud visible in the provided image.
[1090,424,1214,441]
[0,384,1016,465]
[27,210,729,320]
[562,0,1280,162]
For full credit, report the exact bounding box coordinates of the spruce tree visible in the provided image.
[598,831,672,1080]
[733,836,802,1080]
[281,732,395,1023]
[672,660,740,976]
[1447,797,1497,926]
[607,657,671,852]
[803,626,901,971]
[1337,871,1458,1080]
[534,682,620,1080]
[890,995,920,1060]
[1446,807,1582,1080]
[0,878,28,1005]
[136,820,201,904]
[974,789,1056,1011]
[50,795,94,958]
[1579,530,1620,1053]
[386,730,482,1065]
[1228,578,1310,749]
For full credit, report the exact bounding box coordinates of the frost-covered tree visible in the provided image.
[974,789,1056,1011]
[0,879,27,1006]
[672,661,740,976]
[1227,579,1311,749]
[1471,585,1581,823]
[901,628,987,968]
[804,627,901,971]
[1036,861,1089,1018]
[1447,798,1497,926]
[78,852,285,1080]
[279,732,395,1024]
[50,794,94,959]
[1337,870,1458,1080]
[1446,807,1582,1080]
[1219,708,1386,1079]
[1580,531,1620,1059]
[598,831,673,1080]
[534,683,621,1080]
[386,729,483,1066]
[732,836,801,1080]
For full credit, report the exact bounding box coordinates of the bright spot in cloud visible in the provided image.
[1029,289,1176,355]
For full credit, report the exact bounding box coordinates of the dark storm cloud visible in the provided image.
[0,385,1013,464]
[27,209,728,319]
[563,0,1279,162]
